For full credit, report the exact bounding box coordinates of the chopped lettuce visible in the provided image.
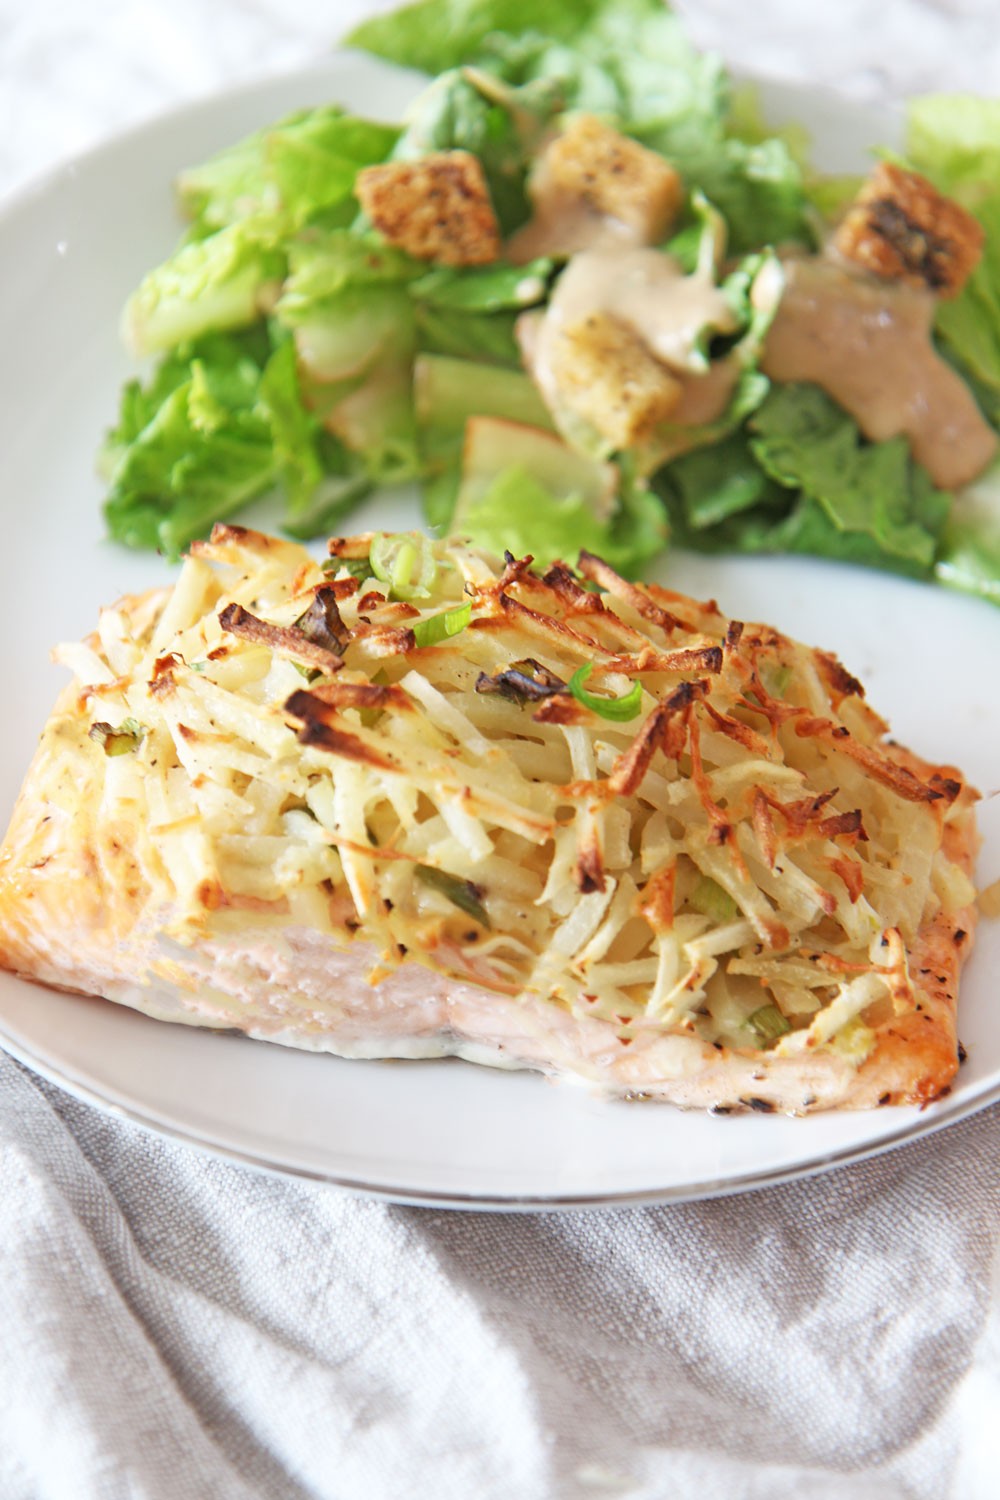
[101,327,335,558]
[345,0,651,76]
[390,66,553,235]
[934,477,1000,605]
[257,337,326,515]
[658,432,781,534]
[96,0,1000,613]
[280,470,374,542]
[279,229,422,313]
[658,385,951,578]
[279,276,420,485]
[124,106,401,358]
[906,95,1000,209]
[409,257,552,311]
[630,92,1000,601]
[458,462,666,575]
[750,385,951,571]
[177,107,399,232]
[103,328,291,555]
[413,304,523,367]
[907,96,1000,414]
[350,0,812,252]
[414,354,554,434]
[122,220,286,357]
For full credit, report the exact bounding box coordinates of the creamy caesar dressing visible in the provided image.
[762,256,998,489]
[514,135,994,486]
[665,354,740,427]
[506,185,637,264]
[546,246,737,373]
[525,244,740,449]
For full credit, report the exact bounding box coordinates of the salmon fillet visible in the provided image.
[0,526,979,1113]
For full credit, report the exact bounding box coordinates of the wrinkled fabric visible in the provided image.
[2,1051,998,1500]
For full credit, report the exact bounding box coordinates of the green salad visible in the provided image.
[100,0,1000,605]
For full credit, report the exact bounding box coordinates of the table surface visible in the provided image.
[1,5,999,1500]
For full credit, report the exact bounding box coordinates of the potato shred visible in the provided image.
[37,522,977,1100]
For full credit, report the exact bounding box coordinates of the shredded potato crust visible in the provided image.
[68,522,977,1069]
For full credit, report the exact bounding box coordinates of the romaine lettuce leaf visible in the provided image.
[934,476,1000,605]
[125,111,401,358]
[415,353,555,433]
[350,0,811,253]
[907,97,1000,409]
[458,461,666,575]
[413,304,523,366]
[390,67,550,234]
[102,326,340,555]
[280,283,413,380]
[906,95,1000,208]
[177,107,399,232]
[409,257,551,311]
[658,384,951,579]
[346,0,657,76]
[281,471,375,542]
[257,337,326,515]
[748,384,950,570]
[496,14,810,252]
[283,283,421,484]
[104,385,277,557]
[657,432,781,532]
[407,258,549,370]
[122,220,287,357]
[691,137,810,254]
[326,357,422,485]
[279,229,422,314]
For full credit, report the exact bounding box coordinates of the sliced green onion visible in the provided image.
[412,600,471,649]
[88,717,147,756]
[567,663,643,721]
[746,1004,791,1043]
[689,874,738,923]
[322,556,371,583]
[370,532,437,600]
[415,864,491,929]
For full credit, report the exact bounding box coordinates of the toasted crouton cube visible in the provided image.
[833,162,983,299]
[356,151,501,267]
[546,312,684,450]
[534,114,683,245]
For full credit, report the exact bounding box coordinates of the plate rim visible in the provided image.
[7,1022,998,1209]
[0,50,993,1210]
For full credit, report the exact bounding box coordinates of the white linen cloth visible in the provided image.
[2,3,1000,1496]
[3,1056,1000,1499]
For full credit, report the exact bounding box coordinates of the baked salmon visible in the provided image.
[0,525,978,1112]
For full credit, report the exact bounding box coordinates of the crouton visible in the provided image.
[543,312,684,450]
[833,161,983,299]
[356,150,501,267]
[534,114,683,245]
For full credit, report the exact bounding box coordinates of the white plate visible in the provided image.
[1,54,998,1209]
